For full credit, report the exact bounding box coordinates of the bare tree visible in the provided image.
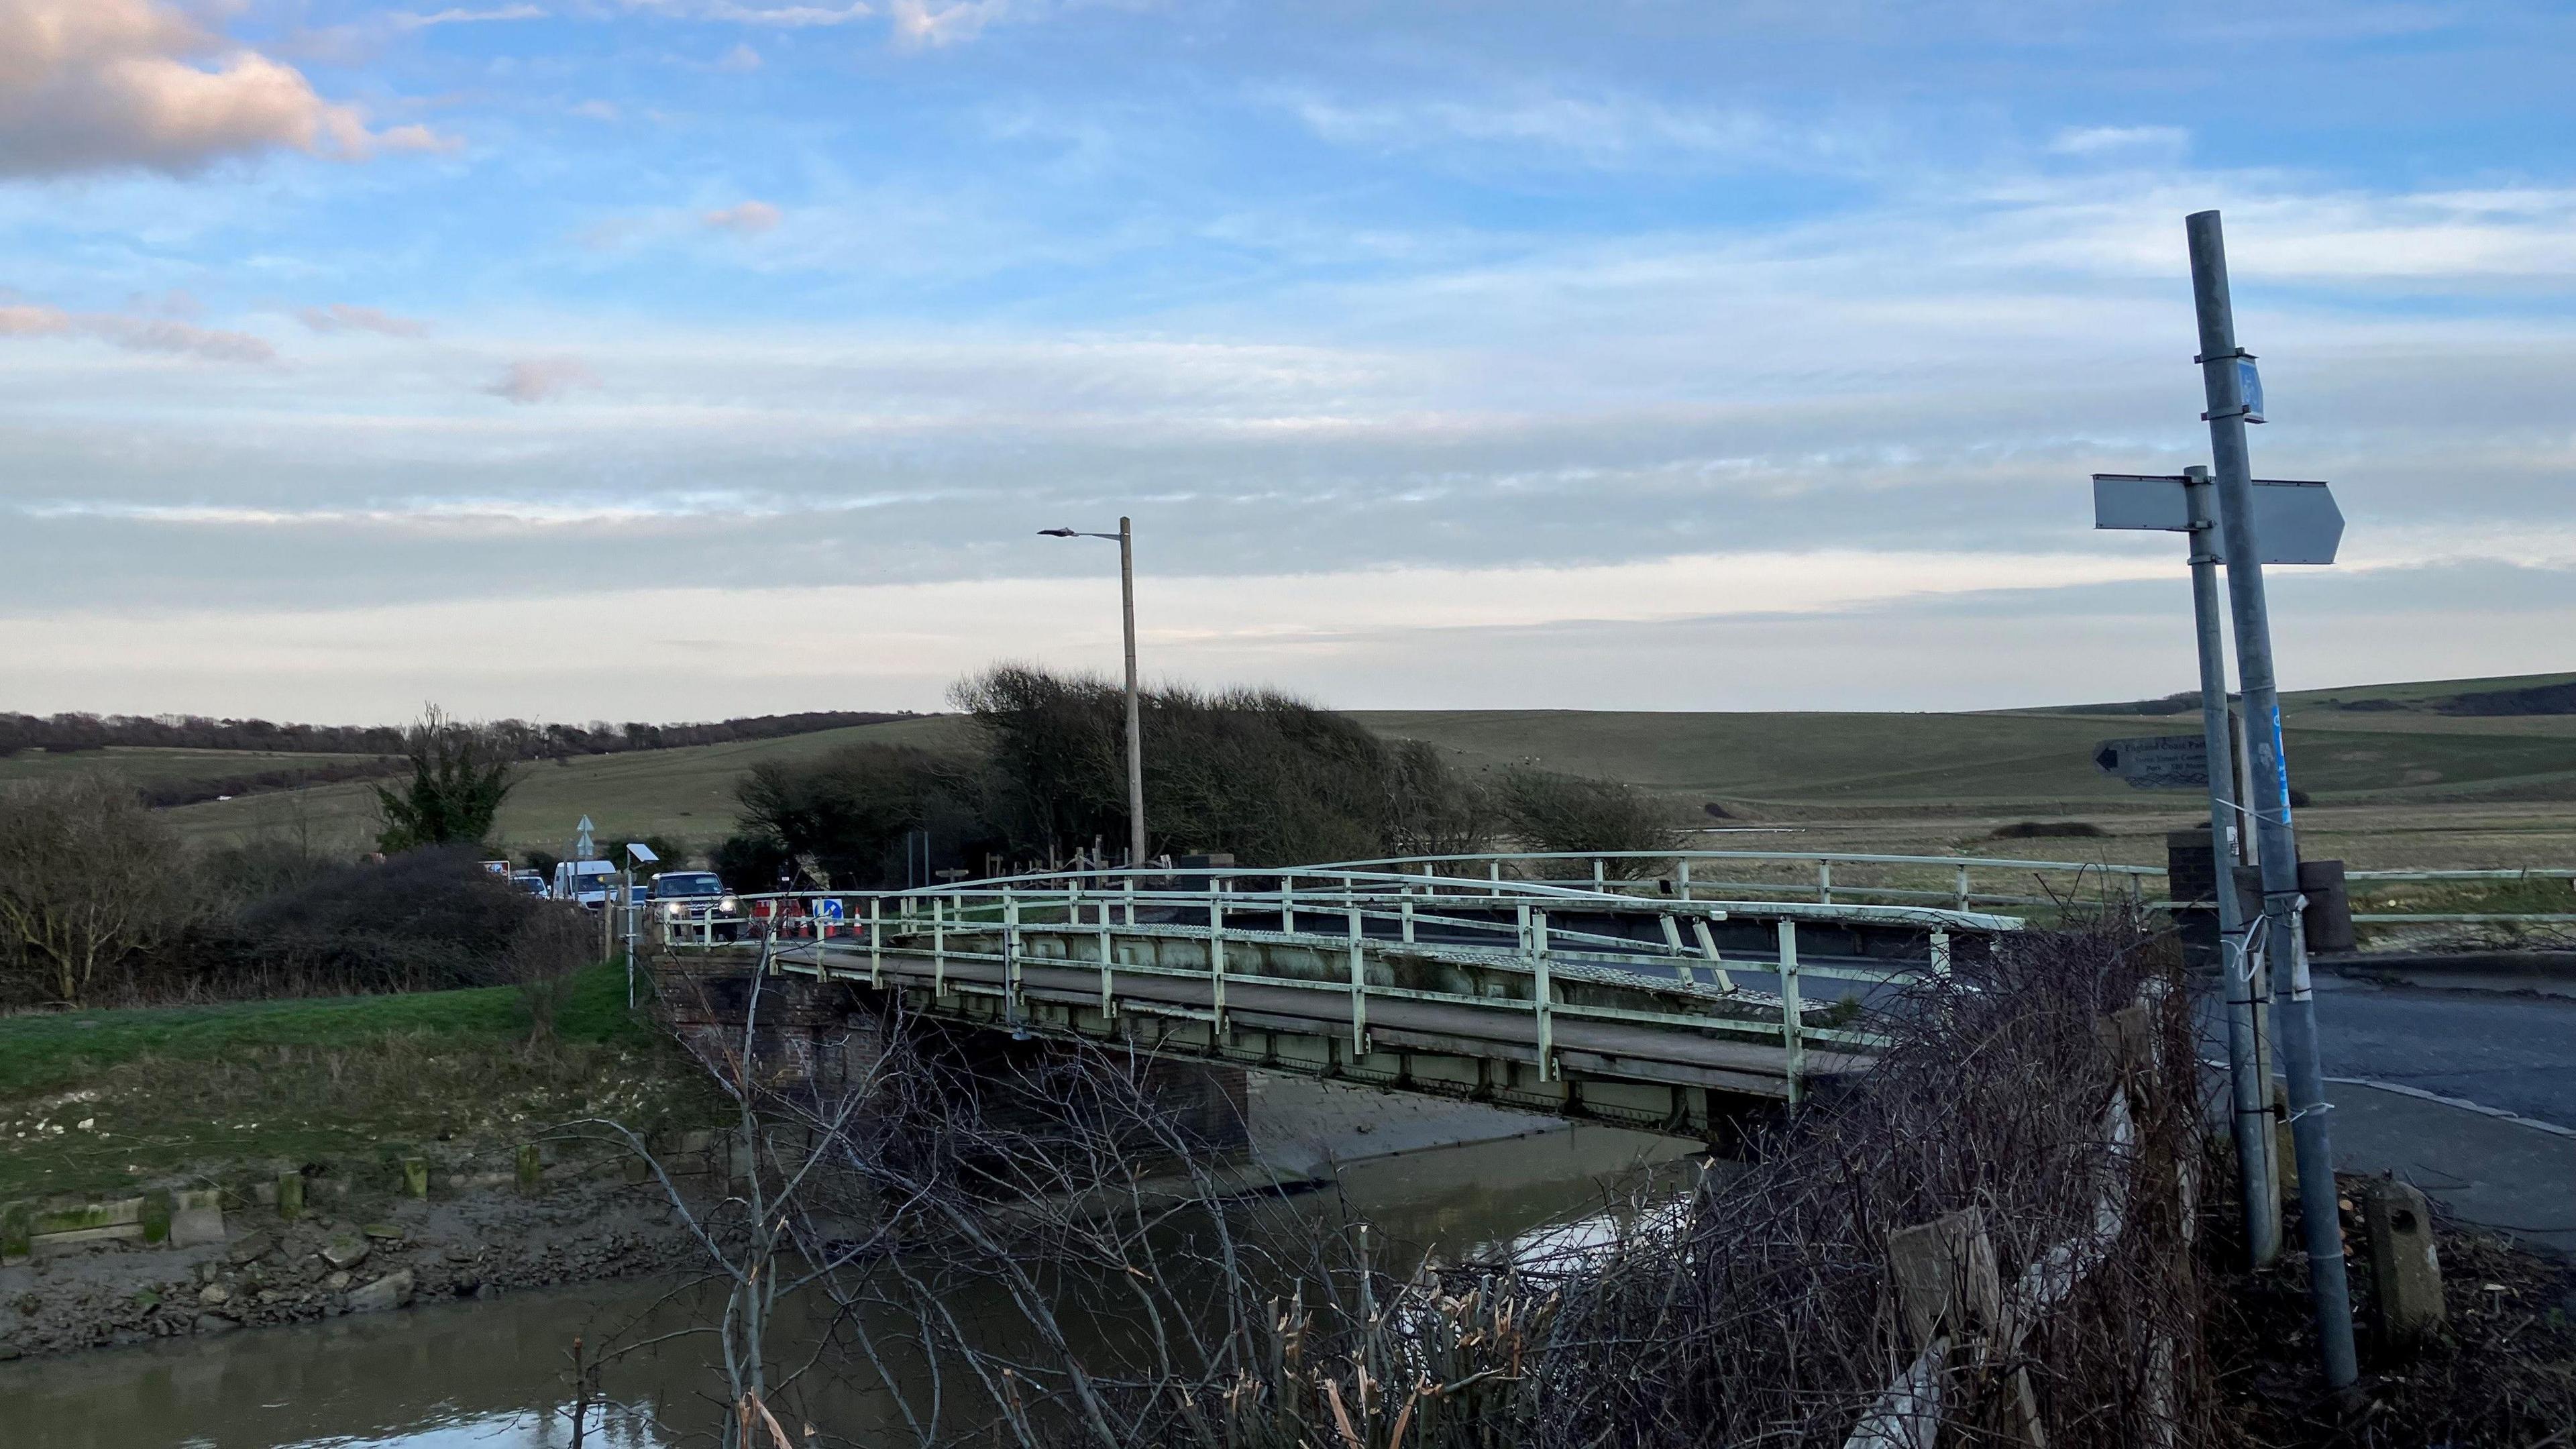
[0,774,189,1006]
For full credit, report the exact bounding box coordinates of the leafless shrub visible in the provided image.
[1497,765,1683,876]
[0,774,192,1007]
[595,912,2208,1448]
[509,903,598,1041]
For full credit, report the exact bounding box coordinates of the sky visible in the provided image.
[1,0,2571,724]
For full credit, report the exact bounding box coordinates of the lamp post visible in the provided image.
[1039,517,1147,870]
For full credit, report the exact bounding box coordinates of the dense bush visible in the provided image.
[722,665,1690,882]
[372,708,519,853]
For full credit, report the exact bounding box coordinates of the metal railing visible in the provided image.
[657,865,2023,1103]
[1312,850,2163,913]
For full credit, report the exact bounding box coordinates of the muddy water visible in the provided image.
[1,1122,1690,1449]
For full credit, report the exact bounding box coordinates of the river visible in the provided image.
[1,1117,1692,1448]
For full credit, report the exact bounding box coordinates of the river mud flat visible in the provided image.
[0,1073,1656,1364]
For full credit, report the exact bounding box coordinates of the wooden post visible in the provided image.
[402,1157,429,1199]
[517,1143,543,1195]
[276,1171,305,1221]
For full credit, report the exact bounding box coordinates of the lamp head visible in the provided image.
[1037,527,1079,537]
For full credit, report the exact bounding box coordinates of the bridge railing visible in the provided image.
[654,866,2025,1102]
[1309,849,2163,914]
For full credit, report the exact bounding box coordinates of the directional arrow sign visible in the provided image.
[2090,474,2343,565]
[2092,735,2210,791]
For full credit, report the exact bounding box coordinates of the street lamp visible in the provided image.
[1038,517,1146,871]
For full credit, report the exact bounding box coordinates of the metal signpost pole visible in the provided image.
[1119,517,1147,871]
[2186,465,2279,1265]
[2188,209,2357,1385]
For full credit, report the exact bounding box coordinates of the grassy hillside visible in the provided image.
[0,747,385,789]
[165,715,972,857]
[1351,703,2576,812]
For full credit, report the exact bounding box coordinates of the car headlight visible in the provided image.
[720,896,738,912]
[665,903,682,918]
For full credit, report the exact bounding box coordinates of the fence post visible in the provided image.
[1401,894,1415,945]
[1282,877,1297,936]
[1931,927,1952,982]
[1818,860,1833,905]
[1955,864,1972,913]
[1678,857,1693,902]
[1347,905,1368,1053]
[1532,907,1554,1082]
[868,897,883,987]
[1693,917,1737,992]
[1210,881,1228,1034]
[1593,857,1607,894]
[1778,919,1805,1104]
[1122,874,1136,928]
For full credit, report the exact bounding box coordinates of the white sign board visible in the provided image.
[2090,475,2342,565]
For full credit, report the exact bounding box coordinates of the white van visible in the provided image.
[549,859,621,910]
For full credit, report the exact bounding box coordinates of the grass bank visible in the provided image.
[0,961,716,1203]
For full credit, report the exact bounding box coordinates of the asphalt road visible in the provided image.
[2308,974,2576,1128]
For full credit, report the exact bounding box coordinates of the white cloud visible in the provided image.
[1276,87,1856,172]
[713,42,763,72]
[483,358,598,403]
[296,304,429,337]
[570,99,621,121]
[702,199,783,234]
[0,0,437,176]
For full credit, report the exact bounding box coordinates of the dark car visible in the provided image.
[649,871,738,939]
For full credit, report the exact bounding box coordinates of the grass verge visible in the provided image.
[0,961,712,1203]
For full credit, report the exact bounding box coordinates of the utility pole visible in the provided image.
[2184,465,2279,1265]
[2187,209,2357,1386]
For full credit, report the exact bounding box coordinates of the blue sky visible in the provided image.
[3,0,2571,720]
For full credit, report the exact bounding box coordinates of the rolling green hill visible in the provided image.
[162,715,971,857]
[65,670,2576,863]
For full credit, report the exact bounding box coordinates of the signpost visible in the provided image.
[2186,208,2358,1387]
[2091,735,2209,790]
[2089,290,2352,1297]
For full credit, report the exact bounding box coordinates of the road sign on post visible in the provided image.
[2092,735,2209,790]
[2189,207,2359,1387]
[2091,474,2341,564]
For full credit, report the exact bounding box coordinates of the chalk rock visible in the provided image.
[197,1284,231,1307]
[347,1270,414,1315]
[320,1232,370,1271]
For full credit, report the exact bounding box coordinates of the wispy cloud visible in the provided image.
[2047,125,2188,156]
[296,303,429,337]
[391,3,545,28]
[702,199,783,235]
[0,299,275,363]
[483,358,597,403]
[1274,86,1860,172]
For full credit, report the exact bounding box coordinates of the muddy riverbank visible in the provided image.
[0,1073,1648,1363]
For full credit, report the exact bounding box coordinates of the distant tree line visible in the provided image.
[716,663,1682,890]
[0,708,919,761]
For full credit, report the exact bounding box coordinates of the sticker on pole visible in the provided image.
[2237,358,2265,423]
[2093,735,2210,791]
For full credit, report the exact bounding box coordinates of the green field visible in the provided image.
[59,671,2576,871]
[161,715,970,857]
[0,746,386,790]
